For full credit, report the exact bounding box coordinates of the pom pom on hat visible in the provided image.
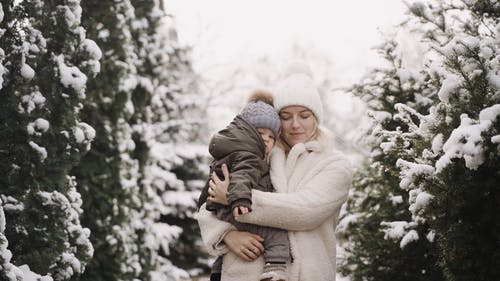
[246,89,275,105]
[274,61,323,121]
[241,90,281,138]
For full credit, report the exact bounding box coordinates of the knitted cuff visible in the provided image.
[260,263,287,281]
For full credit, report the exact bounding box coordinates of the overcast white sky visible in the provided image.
[166,0,411,86]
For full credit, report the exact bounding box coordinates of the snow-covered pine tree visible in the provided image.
[126,0,209,278]
[76,1,207,280]
[337,39,444,281]
[391,1,500,280]
[0,0,99,280]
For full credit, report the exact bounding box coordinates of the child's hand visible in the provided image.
[233,206,249,217]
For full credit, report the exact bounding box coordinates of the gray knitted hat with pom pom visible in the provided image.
[241,100,281,138]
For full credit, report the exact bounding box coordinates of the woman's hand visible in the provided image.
[208,164,230,205]
[223,230,264,262]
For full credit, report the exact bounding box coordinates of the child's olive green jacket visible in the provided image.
[197,115,273,215]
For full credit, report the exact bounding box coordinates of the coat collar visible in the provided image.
[270,128,334,193]
[270,140,324,190]
[285,140,323,178]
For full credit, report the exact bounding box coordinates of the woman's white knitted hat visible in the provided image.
[274,62,323,121]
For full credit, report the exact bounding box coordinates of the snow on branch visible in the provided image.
[0,201,54,281]
[55,54,88,96]
[394,103,429,135]
[380,221,420,248]
[396,158,435,190]
[435,105,500,172]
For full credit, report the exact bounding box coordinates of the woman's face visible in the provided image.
[279,105,316,147]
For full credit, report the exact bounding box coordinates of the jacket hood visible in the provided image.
[209,115,265,159]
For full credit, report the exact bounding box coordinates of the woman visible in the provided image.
[197,62,352,281]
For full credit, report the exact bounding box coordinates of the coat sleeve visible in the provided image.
[236,157,352,231]
[196,203,236,256]
[226,152,264,211]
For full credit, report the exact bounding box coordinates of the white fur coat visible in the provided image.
[197,137,352,281]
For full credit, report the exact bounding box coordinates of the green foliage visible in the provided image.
[342,1,500,280]
[341,166,438,281]
[0,0,97,279]
[1,1,206,280]
[76,0,155,279]
[393,1,500,280]
[338,39,444,281]
[166,158,210,272]
[76,1,207,280]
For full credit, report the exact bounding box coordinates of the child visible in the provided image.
[198,90,290,281]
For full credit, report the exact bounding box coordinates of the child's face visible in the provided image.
[256,128,276,156]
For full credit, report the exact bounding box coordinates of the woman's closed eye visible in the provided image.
[280,112,312,121]
[300,114,312,120]
[279,113,291,120]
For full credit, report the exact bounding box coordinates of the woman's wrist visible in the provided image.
[214,229,235,252]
